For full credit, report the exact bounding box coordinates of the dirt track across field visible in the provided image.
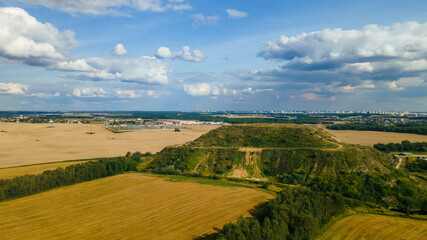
[0,123,217,168]
[327,129,427,146]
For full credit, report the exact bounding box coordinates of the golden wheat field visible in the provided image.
[317,214,427,240]
[326,129,427,146]
[0,122,217,168]
[0,173,272,240]
[0,161,88,179]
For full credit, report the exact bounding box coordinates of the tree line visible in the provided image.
[309,172,427,214]
[0,155,141,202]
[213,187,345,240]
[209,171,426,240]
[327,122,427,135]
[374,140,427,153]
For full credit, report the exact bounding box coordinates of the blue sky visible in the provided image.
[0,0,426,111]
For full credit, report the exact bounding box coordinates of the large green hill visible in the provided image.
[187,124,338,148]
[146,124,389,180]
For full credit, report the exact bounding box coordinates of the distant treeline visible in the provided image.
[0,153,143,202]
[374,141,427,153]
[327,123,427,135]
[213,187,345,240]
[128,112,333,124]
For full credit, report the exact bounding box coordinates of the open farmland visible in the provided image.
[0,161,88,179]
[0,122,218,168]
[317,214,427,240]
[327,129,427,146]
[0,173,272,240]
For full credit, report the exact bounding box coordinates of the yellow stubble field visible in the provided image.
[0,161,88,179]
[0,122,218,168]
[326,129,427,146]
[0,173,272,240]
[317,214,427,240]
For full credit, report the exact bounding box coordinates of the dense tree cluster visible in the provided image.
[406,158,427,173]
[374,141,427,153]
[212,172,426,239]
[327,123,427,135]
[310,173,427,213]
[215,188,345,240]
[0,157,139,202]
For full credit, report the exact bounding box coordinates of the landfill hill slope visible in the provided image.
[146,124,389,179]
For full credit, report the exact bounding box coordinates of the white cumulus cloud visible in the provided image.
[0,83,29,95]
[242,21,427,100]
[111,43,127,56]
[52,59,95,72]
[0,7,77,62]
[259,22,427,71]
[116,90,142,98]
[156,46,206,62]
[64,57,168,84]
[226,9,247,19]
[184,83,212,96]
[73,88,108,97]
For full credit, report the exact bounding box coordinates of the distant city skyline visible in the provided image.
[0,0,426,111]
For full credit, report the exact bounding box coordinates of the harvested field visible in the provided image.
[0,161,87,179]
[0,122,217,168]
[327,129,427,146]
[0,173,272,240]
[317,214,427,240]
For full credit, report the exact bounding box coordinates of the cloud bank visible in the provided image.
[61,57,168,84]
[244,22,427,99]
[0,83,29,95]
[259,22,427,77]
[0,7,77,62]
[11,0,192,16]
[0,8,168,85]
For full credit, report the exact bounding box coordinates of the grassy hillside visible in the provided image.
[187,124,338,148]
[148,146,388,179]
[146,124,389,179]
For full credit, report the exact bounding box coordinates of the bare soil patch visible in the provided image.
[0,122,217,168]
